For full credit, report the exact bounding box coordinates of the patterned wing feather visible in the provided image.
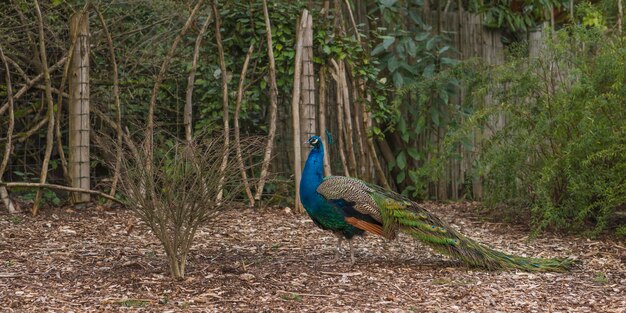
[317,176,382,221]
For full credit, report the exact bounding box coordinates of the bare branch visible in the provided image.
[145,0,205,162]
[0,45,18,214]
[93,108,140,161]
[0,56,68,116]
[342,0,361,45]
[1,182,121,204]
[234,44,255,206]
[32,0,57,216]
[255,0,280,201]
[212,1,230,202]
[94,5,123,199]
[185,10,213,142]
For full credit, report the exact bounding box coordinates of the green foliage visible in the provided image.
[118,299,150,308]
[368,0,462,198]
[593,272,608,284]
[280,293,303,301]
[471,0,567,32]
[457,25,625,235]
[576,2,608,30]
[616,226,626,239]
[7,216,22,225]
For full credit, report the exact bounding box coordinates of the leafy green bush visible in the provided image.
[367,0,462,198]
[459,26,625,235]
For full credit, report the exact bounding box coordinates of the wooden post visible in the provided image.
[69,12,90,203]
[528,24,545,58]
[300,13,316,169]
[291,10,307,212]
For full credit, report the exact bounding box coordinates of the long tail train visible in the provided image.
[386,205,576,272]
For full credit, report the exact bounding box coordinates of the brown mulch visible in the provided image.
[0,202,624,312]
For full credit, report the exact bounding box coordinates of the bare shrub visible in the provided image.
[114,134,260,279]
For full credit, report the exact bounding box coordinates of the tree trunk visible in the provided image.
[349,71,367,179]
[318,67,332,177]
[365,110,391,189]
[291,10,307,213]
[330,66,350,177]
[299,13,316,170]
[332,59,357,176]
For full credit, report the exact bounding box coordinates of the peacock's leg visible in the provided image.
[348,239,355,265]
[333,234,343,262]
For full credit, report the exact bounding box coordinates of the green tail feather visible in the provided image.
[403,228,575,272]
[384,205,575,272]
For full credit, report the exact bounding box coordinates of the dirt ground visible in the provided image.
[0,202,624,312]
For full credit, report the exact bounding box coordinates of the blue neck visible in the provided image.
[300,144,324,210]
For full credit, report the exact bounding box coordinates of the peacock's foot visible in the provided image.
[327,235,343,264]
[348,239,356,266]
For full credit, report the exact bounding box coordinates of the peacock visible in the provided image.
[300,135,575,272]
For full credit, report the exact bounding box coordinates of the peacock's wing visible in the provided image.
[317,176,412,238]
[317,176,459,240]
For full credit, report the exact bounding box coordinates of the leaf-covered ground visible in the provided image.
[1,203,624,312]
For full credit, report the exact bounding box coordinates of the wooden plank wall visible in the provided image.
[428,10,506,200]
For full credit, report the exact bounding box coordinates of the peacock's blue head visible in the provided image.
[306,136,322,149]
